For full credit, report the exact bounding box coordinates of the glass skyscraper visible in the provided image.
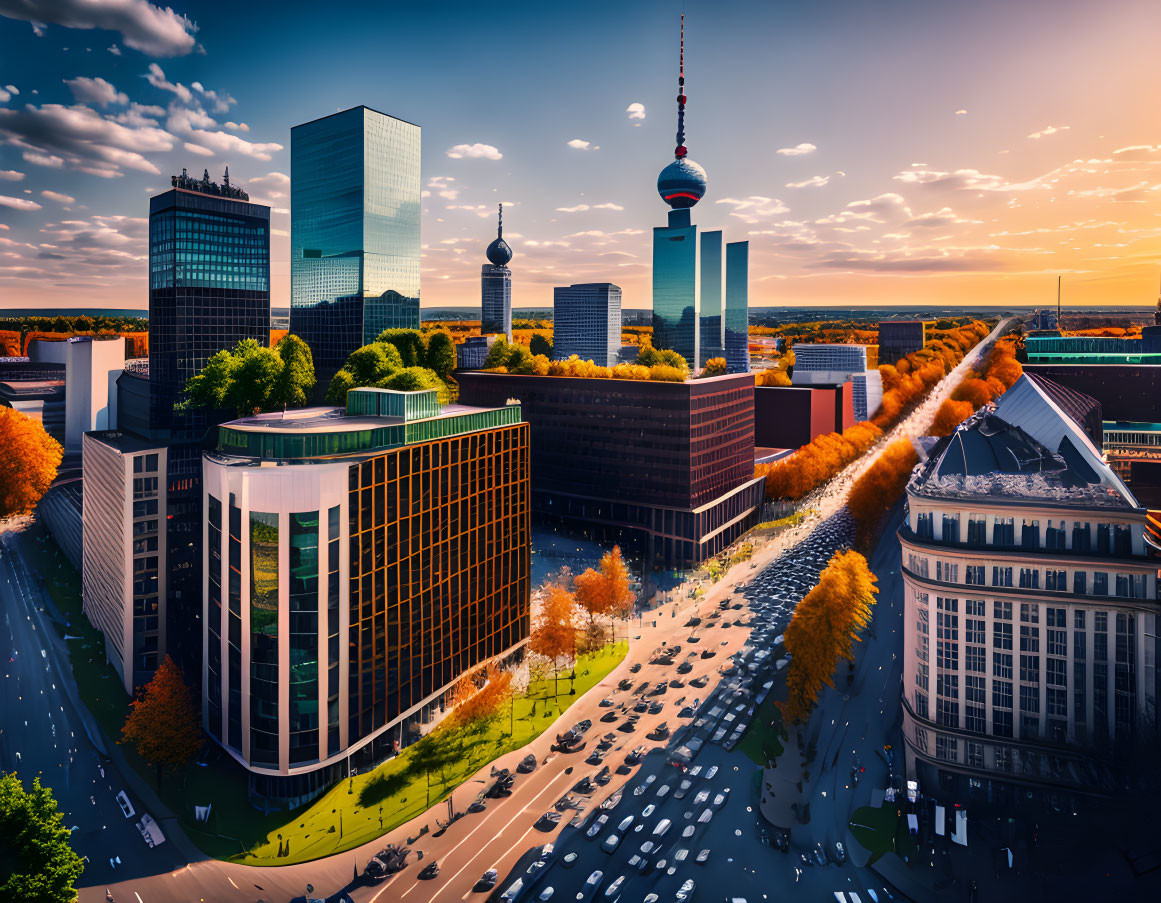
[553,283,622,366]
[724,240,750,373]
[698,231,723,366]
[482,204,513,340]
[290,106,421,380]
[652,208,700,367]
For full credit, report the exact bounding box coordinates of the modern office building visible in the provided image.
[553,283,622,367]
[202,388,530,804]
[64,336,125,453]
[82,431,168,694]
[878,319,932,365]
[481,205,513,341]
[148,168,271,430]
[650,16,749,373]
[792,344,880,419]
[852,370,883,423]
[290,106,421,381]
[754,383,854,450]
[1102,422,1161,508]
[456,335,498,371]
[900,374,1160,809]
[458,371,763,567]
[1025,332,1161,364]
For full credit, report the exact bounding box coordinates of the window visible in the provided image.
[993,709,1013,739]
[1020,626,1039,653]
[1046,570,1067,591]
[966,646,986,672]
[1020,655,1040,683]
[994,746,1012,770]
[908,554,929,578]
[966,618,985,644]
[1020,685,1040,713]
[994,601,1012,620]
[937,673,959,698]
[935,735,958,762]
[1021,519,1040,549]
[1020,603,1039,624]
[1093,573,1108,596]
[994,517,1015,545]
[1019,568,1040,589]
[916,661,929,691]
[1074,571,1087,595]
[1046,658,1067,687]
[937,641,959,670]
[966,565,985,585]
[1113,524,1131,556]
[993,652,1013,679]
[993,680,1013,708]
[942,514,960,543]
[1072,522,1091,552]
[993,566,1013,587]
[966,675,986,703]
[1046,607,1066,627]
[965,706,987,733]
[966,742,984,767]
[916,511,934,538]
[1115,574,1129,598]
[1047,630,1066,657]
[1097,523,1110,554]
[1074,610,1086,630]
[994,622,1013,650]
[915,691,928,719]
[936,698,959,728]
[966,599,985,617]
[968,518,987,544]
[1074,631,1087,661]
[937,561,958,583]
[1045,521,1066,550]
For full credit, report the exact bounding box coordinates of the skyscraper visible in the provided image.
[481,204,513,340]
[290,106,421,382]
[651,16,749,373]
[553,283,622,366]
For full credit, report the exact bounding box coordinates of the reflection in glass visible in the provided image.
[652,208,699,366]
[289,512,320,765]
[250,512,279,767]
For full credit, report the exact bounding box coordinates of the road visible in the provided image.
[0,525,184,887]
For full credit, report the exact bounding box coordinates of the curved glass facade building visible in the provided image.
[291,106,421,382]
[652,208,701,366]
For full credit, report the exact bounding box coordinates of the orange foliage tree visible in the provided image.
[447,662,513,746]
[529,582,578,694]
[847,439,919,549]
[929,336,1023,437]
[573,546,635,641]
[756,421,882,501]
[700,357,727,377]
[755,368,792,387]
[120,655,203,786]
[0,408,63,519]
[779,551,878,725]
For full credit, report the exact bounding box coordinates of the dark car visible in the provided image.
[473,869,499,892]
[629,663,642,673]
[676,662,693,674]
[648,701,663,715]
[669,679,685,688]
[618,720,637,733]
[618,679,634,691]
[647,723,670,741]
[601,710,620,723]
[363,857,389,881]
[517,754,538,774]
[586,751,605,765]
[700,650,716,659]
[634,700,649,713]
[468,799,487,814]
[595,766,611,786]
[599,697,615,708]
[535,811,563,831]
[419,861,440,880]
[690,675,708,688]
[573,777,595,794]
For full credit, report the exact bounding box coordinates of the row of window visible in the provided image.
[916,512,1134,555]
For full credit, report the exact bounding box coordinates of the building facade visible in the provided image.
[456,335,497,371]
[878,319,932,366]
[900,376,1160,809]
[553,283,622,367]
[290,106,421,380]
[724,241,750,374]
[481,204,513,341]
[652,208,701,366]
[202,388,530,804]
[851,369,883,422]
[82,432,168,694]
[698,231,723,366]
[792,344,879,419]
[64,336,125,453]
[754,383,854,450]
[457,371,764,567]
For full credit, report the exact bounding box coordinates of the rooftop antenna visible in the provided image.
[675,13,687,158]
[1057,274,1061,325]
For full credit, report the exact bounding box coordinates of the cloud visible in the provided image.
[785,175,830,189]
[183,141,212,156]
[224,120,248,132]
[0,89,10,104]
[555,202,624,214]
[567,139,592,150]
[64,76,127,107]
[1111,144,1161,162]
[626,102,645,121]
[166,106,282,161]
[955,109,967,115]
[1028,125,1070,139]
[716,196,790,223]
[0,102,176,176]
[593,202,623,210]
[845,192,909,220]
[0,0,199,57]
[1067,181,1161,203]
[41,189,75,203]
[0,193,42,210]
[144,62,191,103]
[0,169,23,180]
[904,207,982,228]
[246,171,289,202]
[776,143,816,156]
[446,143,502,160]
[894,168,1015,191]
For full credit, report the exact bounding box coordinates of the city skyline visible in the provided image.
[0,0,1160,314]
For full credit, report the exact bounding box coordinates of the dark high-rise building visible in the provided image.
[724,241,750,373]
[290,106,421,383]
[481,204,513,340]
[458,371,763,567]
[878,319,932,366]
[148,167,271,428]
[553,283,622,367]
[202,388,530,805]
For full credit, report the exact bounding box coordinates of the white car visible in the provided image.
[578,870,603,902]
[696,848,710,863]
[653,818,672,836]
[713,790,728,807]
[600,833,621,854]
[639,840,656,855]
[539,890,555,901]
[656,784,671,798]
[676,879,696,902]
[604,876,625,898]
[674,848,689,863]
[688,765,703,778]
[682,824,696,838]
[704,766,719,780]
[586,814,609,838]
[617,815,634,832]
[500,879,524,903]
[693,790,709,806]
[697,808,713,824]
[642,804,656,818]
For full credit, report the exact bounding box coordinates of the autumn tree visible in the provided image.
[574,546,635,642]
[755,368,792,387]
[0,408,62,519]
[757,421,882,501]
[779,550,878,724]
[701,357,727,377]
[120,655,203,786]
[0,773,84,903]
[529,583,578,694]
[447,662,513,732]
[929,398,976,437]
[847,439,919,549]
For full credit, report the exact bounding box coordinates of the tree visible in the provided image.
[574,546,634,640]
[406,732,453,806]
[120,655,203,786]
[529,333,553,357]
[424,330,457,379]
[779,551,877,724]
[376,328,426,368]
[380,366,451,403]
[184,337,316,415]
[701,357,727,377]
[274,334,316,408]
[325,342,404,404]
[847,439,919,549]
[929,398,975,437]
[529,583,578,695]
[447,663,513,732]
[636,345,688,374]
[0,408,63,520]
[483,336,512,369]
[0,773,84,903]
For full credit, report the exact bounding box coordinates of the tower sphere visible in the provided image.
[657,157,707,209]
[486,234,512,266]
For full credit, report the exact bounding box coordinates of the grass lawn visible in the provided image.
[849,803,918,864]
[25,520,625,863]
[237,642,627,865]
[737,690,786,766]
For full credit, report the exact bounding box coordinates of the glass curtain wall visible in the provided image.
[249,512,280,767]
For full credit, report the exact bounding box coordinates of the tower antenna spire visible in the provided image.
[675,13,687,159]
[497,203,503,238]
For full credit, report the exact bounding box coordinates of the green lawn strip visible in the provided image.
[849,803,910,865]
[235,642,628,866]
[737,690,786,766]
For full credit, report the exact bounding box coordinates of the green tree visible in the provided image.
[424,330,457,379]
[406,732,453,806]
[274,334,316,408]
[0,773,84,903]
[184,338,316,415]
[120,655,204,787]
[529,333,553,357]
[376,328,426,368]
[483,336,512,369]
[326,343,404,405]
[637,345,688,373]
[380,366,451,403]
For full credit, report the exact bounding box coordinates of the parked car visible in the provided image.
[418,861,440,880]
[833,841,846,864]
[813,843,828,866]
[696,848,710,863]
[601,833,622,854]
[517,754,538,774]
[676,879,696,902]
[586,814,609,838]
[578,870,604,903]
[600,711,620,723]
[473,868,498,892]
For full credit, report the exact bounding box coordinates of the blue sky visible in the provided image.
[2,0,1160,312]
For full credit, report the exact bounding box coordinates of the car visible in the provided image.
[649,682,669,696]
[690,675,708,688]
[713,789,730,807]
[642,803,656,817]
[646,724,670,741]
[599,697,615,708]
[696,848,710,863]
[578,870,604,903]
[676,878,696,902]
[678,706,695,719]
[676,662,693,674]
[586,751,605,765]
[704,766,718,780]
[561,851,579,869]
[538,889,555,901]
[418,861,440,880]
[363,857,389,881]
[656,784,671,799]
[633,775,656,796]
[600,790,622,810]
[618,720,637,733]
[587,814,609,838]
[573,777,595,794]
[518,754,538,774]
[681,824,696,838]
[629,663,642,673]
[625,747,646,765]
[628,854,649,873]
[777,832,789,853]
[617,815,634,832]
[686,635,701,644]
[604,875,625,898]
[618,678,634,691]
[800,850,813,868]
[648,702,664,715]
[653,818,672,836]
[601,833,622,854]
[701,650,716,659]
[468,799,488,813]
[473,868,499,892]
[813,843,828,866]
[669,678,685,688]
[573,719,593,735]
[833,841,846,863]
[535,811,562,831]
[595,766,611,786]
[639,840,657,855]
[115,791,135,819]
[634,700,649,713]
[600,710,620,723]
[674,779,692,799]
[526,860,548,882]
[693,789,709,806]
[697,808,713,824]
[500,878,525,902]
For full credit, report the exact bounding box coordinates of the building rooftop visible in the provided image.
[85,429,167,454]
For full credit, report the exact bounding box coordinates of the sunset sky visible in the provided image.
[1,0,1160,312]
